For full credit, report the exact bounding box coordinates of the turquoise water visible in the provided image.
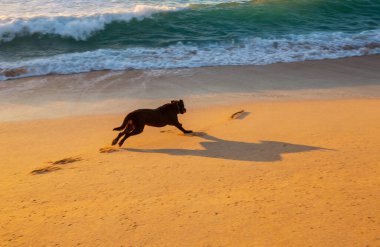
[1,0,380,79]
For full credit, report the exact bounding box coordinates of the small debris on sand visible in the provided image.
[230,110,245,119]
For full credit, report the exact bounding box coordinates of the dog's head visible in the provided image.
[171,99,187,114]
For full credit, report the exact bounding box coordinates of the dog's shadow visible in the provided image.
[126,132,331,162]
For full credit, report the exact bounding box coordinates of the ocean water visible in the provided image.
[0,0,380,80]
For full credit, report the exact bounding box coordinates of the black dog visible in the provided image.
[112,100,193,147]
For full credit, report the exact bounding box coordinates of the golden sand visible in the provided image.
[0,56,379,246]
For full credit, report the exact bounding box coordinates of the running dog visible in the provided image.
[112,100,192,147]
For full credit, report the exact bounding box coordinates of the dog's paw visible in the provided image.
[185,130,193,134]
[111,139,118,146]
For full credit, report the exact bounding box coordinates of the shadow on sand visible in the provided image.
[126,132,331,162]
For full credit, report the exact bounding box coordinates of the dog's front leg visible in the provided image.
[174,122,193,134]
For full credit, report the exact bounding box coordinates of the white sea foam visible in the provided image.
[0,4,187,42]
[1,29,380,80]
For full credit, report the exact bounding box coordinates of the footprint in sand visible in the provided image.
[49,157,82,165]
[30,156,83,175]
[30,166,62,175]
[99,147,119,153]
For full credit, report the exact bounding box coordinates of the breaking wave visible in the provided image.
[1,29,380,80]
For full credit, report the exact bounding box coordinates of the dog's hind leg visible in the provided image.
[112,122,134,146]
[118,125,145,147]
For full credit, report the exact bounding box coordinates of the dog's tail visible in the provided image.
[113,114,131,131]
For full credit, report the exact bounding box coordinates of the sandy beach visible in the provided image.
[1,56,380,246]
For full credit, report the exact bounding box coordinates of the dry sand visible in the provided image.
[0,56,380,246]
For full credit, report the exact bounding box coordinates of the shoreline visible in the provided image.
[1,54,380,122]
[1,54,380,82]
